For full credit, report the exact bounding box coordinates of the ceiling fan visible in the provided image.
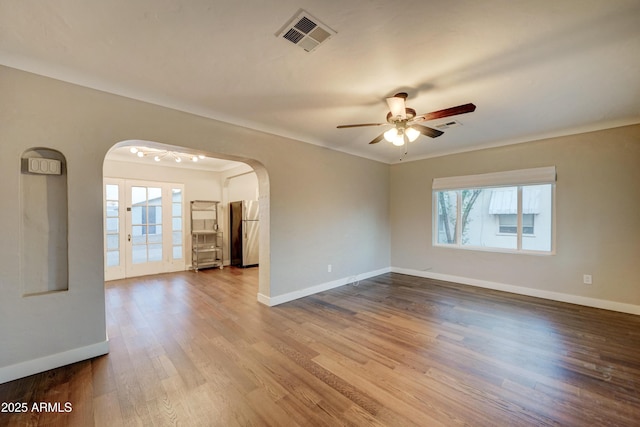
[337,92,476,147]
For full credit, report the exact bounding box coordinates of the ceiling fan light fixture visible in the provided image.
[384,128,398,142]
[392,129,406,147]
[405,126,420,142]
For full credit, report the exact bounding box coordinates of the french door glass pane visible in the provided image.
[172,231,182,245]
[130,186,163,264]
[106,184,119,201]
[105,183,121,269]
[131,187,146,204]
[171,188,183,260]
[106,251,120,267]
[173,246,182,259]
[132,245,147,264]
[132,225,147,244]
[106,201,118,217]
[148,232,163,244]
[148,188,162,203]
[106,234,119,250]
[131,206,144,224]
[106,218,119,233]
[148,244,162,262]
[149,206,162,223]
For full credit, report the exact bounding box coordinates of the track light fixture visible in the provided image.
[129,147,205,163]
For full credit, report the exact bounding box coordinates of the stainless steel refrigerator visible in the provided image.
[229,200,259,267]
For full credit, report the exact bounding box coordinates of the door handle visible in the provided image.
[128,234,131,242]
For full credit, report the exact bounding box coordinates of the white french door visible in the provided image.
[104,178,185,280]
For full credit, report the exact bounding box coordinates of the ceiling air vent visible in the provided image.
[435,120,463,130]
[276,10,336,52]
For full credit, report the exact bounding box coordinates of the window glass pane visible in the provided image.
[172,189,182,202]
[106,201,119,217]
[132,225,147,244]
[106,234,119,250]
[172,231,182,245]
[106,184,119,201]
[523,214,535,235]
[462,188,517,250]
[148,244,162,262]
[131,206,145,224]
[498,214,518,234]
[106,250,120,267]
[131,186,146,205]
[172,218,182,231]
[149,206,162,224]
[522,184,553,252]
[436,191,457,244]
[172,203,181,217]
[106,218,119,233]
[173,246,182,260]
[148,232,163,244]
[148,187,162,204]
[132,245,147,264]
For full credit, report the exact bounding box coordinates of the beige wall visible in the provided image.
[0,66,390,380]
[390,124,640,306]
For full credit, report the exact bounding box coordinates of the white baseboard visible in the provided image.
[257,267,392,306]
[392,267,640,316]
[0,340,110,385]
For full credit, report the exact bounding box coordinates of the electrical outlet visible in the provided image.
[327,264,332,273]
[583,274,592,285]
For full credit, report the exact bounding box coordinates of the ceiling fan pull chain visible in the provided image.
[399,142,409,161]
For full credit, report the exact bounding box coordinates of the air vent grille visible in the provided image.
[435,120,462,130]
[276,10,336,52]
[294,17,317,34]
[283,28,305,44]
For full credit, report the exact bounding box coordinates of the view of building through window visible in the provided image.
[435,184,553,253]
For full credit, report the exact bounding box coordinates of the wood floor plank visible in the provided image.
[2,269,640,426]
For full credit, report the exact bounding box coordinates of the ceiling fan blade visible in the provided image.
[413,103,476,122]
[386,93,407,119]
[368,133,385,145]
[413,124,444,138]
[337,123,387,128]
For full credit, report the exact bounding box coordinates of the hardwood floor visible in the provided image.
[1,268,640,426]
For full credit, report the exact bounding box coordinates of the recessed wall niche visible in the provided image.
[20,148,69,295]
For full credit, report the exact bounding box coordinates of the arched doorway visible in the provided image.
[102,139,270,300]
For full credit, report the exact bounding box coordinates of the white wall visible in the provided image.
[0,66,390,383]
[227,170,259,202]
[390,124,640,311]
[104,158,223,202]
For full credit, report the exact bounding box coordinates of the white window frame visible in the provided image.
[432,167,556,255]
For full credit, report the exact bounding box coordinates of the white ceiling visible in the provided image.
[1,0,639,164]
